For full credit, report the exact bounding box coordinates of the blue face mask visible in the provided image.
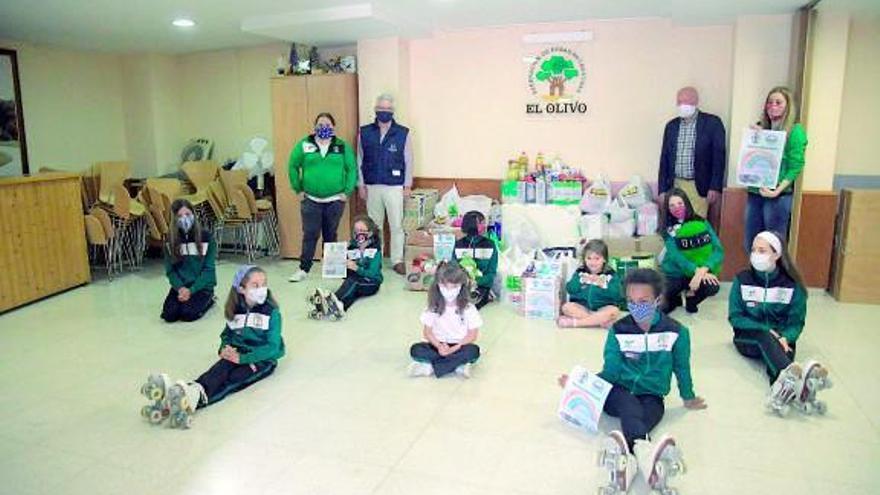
[315,124,335,140]
[375,111,393,123]
[177,214,194,233]
[628,299,658,325]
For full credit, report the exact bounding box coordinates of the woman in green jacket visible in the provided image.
[744,86,808,253]
[729,231,831,416]
[161,199,217,322]
[288,112,358,283]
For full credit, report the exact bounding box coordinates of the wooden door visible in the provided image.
[272,74,358,260]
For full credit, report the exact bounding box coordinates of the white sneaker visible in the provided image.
[289,269,308,283]
[634,434,686,492]
[455,363,472,379]
[408,361,433,377]
[597,430,637,493]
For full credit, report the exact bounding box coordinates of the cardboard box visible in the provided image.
[403,188,439,233]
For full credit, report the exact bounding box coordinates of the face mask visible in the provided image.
[678,104,697,119]
[177,214,194,232]
[750,253,776,272]
[376,110,394,123]
[628,299,658,325]
[315,124,335,140]
[246,287,268,305]
[355,232,370,244]
[669,205,687,221]
[439,285,461,303]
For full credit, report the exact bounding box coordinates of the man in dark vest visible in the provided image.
[357,93,414,275]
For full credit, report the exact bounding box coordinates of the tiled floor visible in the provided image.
[1,257,878,494]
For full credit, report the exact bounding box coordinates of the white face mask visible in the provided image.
[439,285,461,303]
[750,253,775,272]
[678,104,697,119]
[246,287,268,305]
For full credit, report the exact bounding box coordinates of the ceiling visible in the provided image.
[0,0,871,54]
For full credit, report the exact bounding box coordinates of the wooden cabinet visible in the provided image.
[0,173,90,312]
[271,74,359,259]
[830,189,880,303]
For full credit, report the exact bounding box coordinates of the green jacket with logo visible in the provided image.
[565,268,624,311]
[288,135,357,199]
[661,219,724,278]
[598,313,696,400]
[219,298,285,365]
[453,234,498,288]
[728,268,807,343]
[164,231,217,293]
[347,237,383,284]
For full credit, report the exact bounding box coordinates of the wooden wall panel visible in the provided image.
[719,188,748,281]
[0,173,90,312]
[272,74,358,259]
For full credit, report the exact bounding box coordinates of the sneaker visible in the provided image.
[408,361,433,377]
[455,363,472,379]
[393,263,406,276]
[289,269,308,283]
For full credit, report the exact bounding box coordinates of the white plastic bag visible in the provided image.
[617,175,653,208]
[636,202,659,236]
[433,184,461,220]
[578,214,607,241]
[457,194,493,218]
[580,175,612,214]
[605,197,635,238]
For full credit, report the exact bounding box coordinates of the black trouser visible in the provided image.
[662,276,720,312]
[733,328,796,383]
[300,198,346,273]
[335,271,381,310]
[410,342,481,378]
[603,384,665,452]
[161,288,214,322]
[194,359,277,407]
[472,285,492,309]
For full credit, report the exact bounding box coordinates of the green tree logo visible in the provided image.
[535,55,579,98]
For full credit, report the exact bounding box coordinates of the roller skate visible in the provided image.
[166,381,206,429]
[795,360,832,415]
[325,291,345,321]
[634,434,687,495]
[139,372,171,425]
[766,362,802,417]
[596,430,637,494]
[307,288,329,320]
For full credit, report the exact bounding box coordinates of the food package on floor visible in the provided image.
[558,364,613,433]
[548,181,584,206]
[580,175,612,214]
[405,229,434,248]
[403,188,439,233]
[433,184,461,221]
[578,213,607,242]
[433,233,456,262]
[498,246,535,308]
[636,202,659,236]
[610,254,656,279]
[501,180,526,204]
[521,277,562,320]
[617,175,653,208]
[501,203,581,251]
[457,194,493,218]
[404,245,436,291]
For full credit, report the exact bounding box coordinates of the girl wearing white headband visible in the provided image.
[728,231,831,416]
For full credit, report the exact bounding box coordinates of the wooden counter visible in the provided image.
[0,173,90,312]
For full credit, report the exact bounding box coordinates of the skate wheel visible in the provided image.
[149,387,162,401]
[141,405,152,419]
[814,401,827,415]
[169,416,179,428]
[180,397,190,411]
[149,409,164,424]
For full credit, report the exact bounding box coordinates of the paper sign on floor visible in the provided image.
[558,365,613,433]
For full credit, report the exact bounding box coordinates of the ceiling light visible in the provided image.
[172,18,196,28]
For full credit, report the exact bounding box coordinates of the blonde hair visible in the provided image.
[760,86,798,133]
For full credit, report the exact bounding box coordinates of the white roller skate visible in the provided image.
[795,360,832,415]
[139,372,171,425]
[325,291,345,321]
[165,381,206,429]
[596,430,637,494]
[634,434,687,495]
[766,362,802,417]
[307,288,329,320]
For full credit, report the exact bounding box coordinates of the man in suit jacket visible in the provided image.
[658,87,727,218]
